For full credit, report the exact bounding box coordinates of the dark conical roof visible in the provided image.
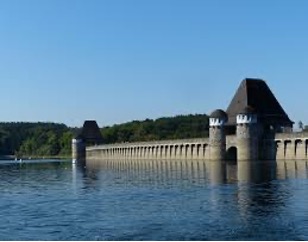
[80,120,103,144]
[238,106,256,115]
[226,78,293,127]
[210,109,228,121]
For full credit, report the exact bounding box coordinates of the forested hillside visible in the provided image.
[101,114,209,144]
[0,114,209,157]
[0,122,75,158]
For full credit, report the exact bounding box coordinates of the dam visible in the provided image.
[73,78,308,162]
[85,133,308,161]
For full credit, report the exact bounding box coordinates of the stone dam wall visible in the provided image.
[86,132,308,161]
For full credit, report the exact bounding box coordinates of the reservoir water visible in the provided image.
[1,159,308,240]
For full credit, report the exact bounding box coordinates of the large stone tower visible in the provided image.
[226,78,293,131]
[225,78,294,161]
[209,109,228,161]
[236,106,259,161]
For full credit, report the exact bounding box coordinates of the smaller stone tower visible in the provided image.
[72,120,102,163]
[236,106,258,161]
[72,134,85,162]
[209,109,228,161]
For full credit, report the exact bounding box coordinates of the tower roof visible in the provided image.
[238,106,256,115]
[210,109,228,121]
[226,78,293,127]
[77,120,103,144]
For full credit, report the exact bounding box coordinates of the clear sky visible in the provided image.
[0,0,308,127]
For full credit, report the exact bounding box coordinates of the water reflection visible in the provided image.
[207,161,226,185]
[72,161,104,193]
[1,159,307,240]
[237,160,277,184]
[83,158,306,240]
[276,160,308,179]
[85,158,292,185]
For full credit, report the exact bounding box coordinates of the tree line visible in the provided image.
[0,122,75,158]
[101,114,209,144]
[0,114,210,157]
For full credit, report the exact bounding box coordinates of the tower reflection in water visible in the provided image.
[76,159,308,240]
[82,158,305,186]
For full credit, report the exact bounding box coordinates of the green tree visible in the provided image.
[100,114,209,144]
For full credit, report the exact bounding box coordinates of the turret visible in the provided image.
[236,106,258,161]
[209,109,228,160]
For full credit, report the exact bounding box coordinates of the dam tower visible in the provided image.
[209,109,228,161]
[72,135,85,162]
[236,106,259,161]
[72,120,103,163]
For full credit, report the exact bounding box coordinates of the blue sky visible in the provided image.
[0,0,308,127]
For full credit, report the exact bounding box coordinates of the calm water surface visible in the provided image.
[1,158,308,240]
